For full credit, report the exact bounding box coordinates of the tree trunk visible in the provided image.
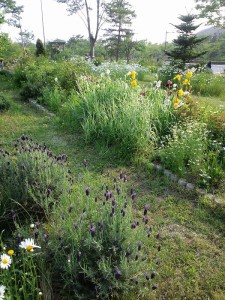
[89,34,95,60]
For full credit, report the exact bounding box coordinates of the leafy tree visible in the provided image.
[195,0,225,28]
[55,0,107,60]
[35,39,45,57]
[165,14,207,67]
[103,0,136,61]
[0,0,23,25]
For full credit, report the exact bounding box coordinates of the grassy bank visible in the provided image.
[1,74,225,299]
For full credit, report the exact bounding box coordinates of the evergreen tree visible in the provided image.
[104,0,136,61]
[35,38,45,57]
[166,14,207,67]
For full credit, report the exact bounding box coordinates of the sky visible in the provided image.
[1,0,208,44]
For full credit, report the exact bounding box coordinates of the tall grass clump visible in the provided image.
[65,75,177,159]
[39,169,160,299]
[0,135,72,225]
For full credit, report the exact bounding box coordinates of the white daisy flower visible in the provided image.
[19,238,41,252]
[0,285,6,300]
[0,254,12,269]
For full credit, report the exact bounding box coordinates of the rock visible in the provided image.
[178,178,187,187]
[186,183,195,190]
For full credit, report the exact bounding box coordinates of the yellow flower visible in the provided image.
[174,74,182,81]
[182,79,190,85]
[127,71,131,76]
[7,250,14,256]
[186,71,193,78]
[177,89,184,97]
[131,80,137,86]
[131,71,136,79]
[174,97,180,104]
[174,102,179,109]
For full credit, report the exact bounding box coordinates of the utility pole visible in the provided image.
[40,0,46,47]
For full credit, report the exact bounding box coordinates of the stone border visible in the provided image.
[29,99,55,117]
[152,163,224,205]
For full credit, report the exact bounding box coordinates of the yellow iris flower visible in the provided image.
[186,71,193,78]
[131,71,136,79]
[174,74,182,81]
[182,79,190,85]
[177,89,184,96]
[131,80,137,86]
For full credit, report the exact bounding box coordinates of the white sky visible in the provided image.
[2,0,208,44]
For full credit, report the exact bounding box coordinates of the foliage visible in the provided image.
[40,170,159,299]
[103,0,136,62]
[157,120,225,188]
[195,0,225,28]
[0,95,10,111]
[190,73,225,97]
[166,14,207,68]
[64,73,177,159]
[55,0,106,59]
[35,39,45,57]
[0,0,23,26]
[14,57,88,100]
[0,135,72,224]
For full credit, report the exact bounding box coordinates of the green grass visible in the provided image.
[1,76,225,299]
[193,95,225,111]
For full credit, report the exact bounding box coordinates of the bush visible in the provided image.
[40,170,160,299]
[0,135,72,224]
[0,95,10,111]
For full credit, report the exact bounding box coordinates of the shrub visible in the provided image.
[0,95,10,111]
[0,135,72,224]
[40,170,160,299]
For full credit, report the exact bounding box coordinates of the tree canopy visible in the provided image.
[195,0,225,28]
[55,0,107,59]
[166,14,207,67]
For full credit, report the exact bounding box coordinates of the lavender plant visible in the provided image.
[40,169,160,299]
[0,135,72,224]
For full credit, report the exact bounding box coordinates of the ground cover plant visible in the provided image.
[0,64,225,299]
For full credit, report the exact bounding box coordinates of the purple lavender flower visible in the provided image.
[111,197,116,206]
[151,271,156,279]
[158,244,161,252]
[119,171,123,179]
[135,252,139,261]
[85,186,90,196]
[115,269,121,280]
[121,208,125,217]
[138,242,141,251]
[116,186,120,195]
[73,222,78,229]
[77,251,81,262]
[152,284,158,290]
[131,192,136,200]
[144,205,149,216]
[69,204,74,213]
[34,229,39,239]
[90,225,95,238]
[44,234,48,244]
[83,159,87,168]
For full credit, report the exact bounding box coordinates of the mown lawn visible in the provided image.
[1,76,225,299]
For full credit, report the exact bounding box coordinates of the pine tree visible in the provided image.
[166,14,207,67]
[35,39,45,57]
[104,0,136,61]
